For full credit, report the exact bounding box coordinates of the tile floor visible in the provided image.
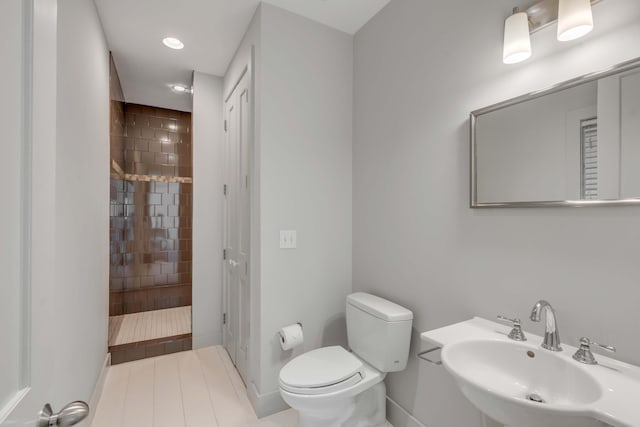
[108,306,192,347]
[91,346,297,427]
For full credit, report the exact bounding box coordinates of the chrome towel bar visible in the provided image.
[417,346,442,365]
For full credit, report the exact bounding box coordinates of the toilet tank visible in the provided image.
[346,292,413,372]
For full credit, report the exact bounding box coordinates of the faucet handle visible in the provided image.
[497,315,527,341]
[572,337,616,365]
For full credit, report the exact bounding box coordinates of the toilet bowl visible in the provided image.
[279,346,386,427]
[278,293,413,427]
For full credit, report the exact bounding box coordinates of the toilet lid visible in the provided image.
[279,346,364,389]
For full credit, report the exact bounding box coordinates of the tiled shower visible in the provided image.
[108,55,193,363]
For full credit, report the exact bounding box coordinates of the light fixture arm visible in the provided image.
[521,0,601,35]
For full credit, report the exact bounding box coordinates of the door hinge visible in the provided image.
[223,184,227,195]
[223,249,227,260]
[224,120,227,132]
[223,313,227,325]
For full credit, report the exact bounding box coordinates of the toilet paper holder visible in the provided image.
[277,322,303,336]
[278,322,304,351]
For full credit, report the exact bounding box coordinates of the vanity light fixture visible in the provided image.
[557,0,594,41]
[162,37,184,50]
[502,0,601,65]
[503,8,532,64]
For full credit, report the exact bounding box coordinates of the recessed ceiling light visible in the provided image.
[162,37,184,50]
[171,84,191,94]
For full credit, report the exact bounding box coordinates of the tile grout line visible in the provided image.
[176,354,189,427]
[117,365,133,427]
[194,349,222,427]
[151,359,156,427]
[145,311,151,342]
[124,314,132,345]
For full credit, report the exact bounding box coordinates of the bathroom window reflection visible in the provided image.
[580,118,598,200]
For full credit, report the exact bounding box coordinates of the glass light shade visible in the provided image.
[503,12,532,64]
[557,0,593,41]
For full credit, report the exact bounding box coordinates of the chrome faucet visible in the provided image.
[530,300,562,352]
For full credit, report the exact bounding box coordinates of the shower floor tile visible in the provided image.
[108,306,191,347]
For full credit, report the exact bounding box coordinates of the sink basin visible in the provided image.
[423,318,640,427]
[442,339,605,427]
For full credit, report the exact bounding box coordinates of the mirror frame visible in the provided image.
[470,57,640,208]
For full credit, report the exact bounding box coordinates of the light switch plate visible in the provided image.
[280,230,297,249]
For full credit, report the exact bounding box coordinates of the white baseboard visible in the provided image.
[386,397,427,427]
[82,353,110,427]
[247,382,289,418]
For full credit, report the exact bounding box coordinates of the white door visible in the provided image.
[1,1,83,426]
[223,98,239,363]
[222,69,251,384]
[235,74,251,383]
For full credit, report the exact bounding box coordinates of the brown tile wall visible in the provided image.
[109,102,193,316]
[124,104,192,178]
[109,54,125,314]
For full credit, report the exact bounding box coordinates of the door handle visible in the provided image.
[228,260,239,267]
[37,401,89,427]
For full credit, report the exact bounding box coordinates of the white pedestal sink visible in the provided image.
[443,340,604,427]
[421,318,640,427]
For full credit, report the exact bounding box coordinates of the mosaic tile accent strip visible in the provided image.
[122,174,192,184]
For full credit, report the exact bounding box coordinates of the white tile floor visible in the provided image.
[91,346,297,427]
[108,306,192,346]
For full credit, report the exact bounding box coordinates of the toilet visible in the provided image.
[279,292,413,427]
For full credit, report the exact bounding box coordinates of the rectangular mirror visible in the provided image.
[471,57,640,207]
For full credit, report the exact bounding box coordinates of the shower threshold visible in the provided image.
[108,306,192,364]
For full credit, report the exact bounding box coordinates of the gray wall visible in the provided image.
[224,4,354,416]
[192,71,225,348]
[353,1,640,426]
[0,0,27,407]
[55,0,110,406]
[259,2,353,405]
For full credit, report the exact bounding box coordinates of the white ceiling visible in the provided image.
[94,0,390,112]
[94,0,259,112]
[262,0,391,34]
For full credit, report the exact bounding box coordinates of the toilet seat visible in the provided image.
[279,346,364,395]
